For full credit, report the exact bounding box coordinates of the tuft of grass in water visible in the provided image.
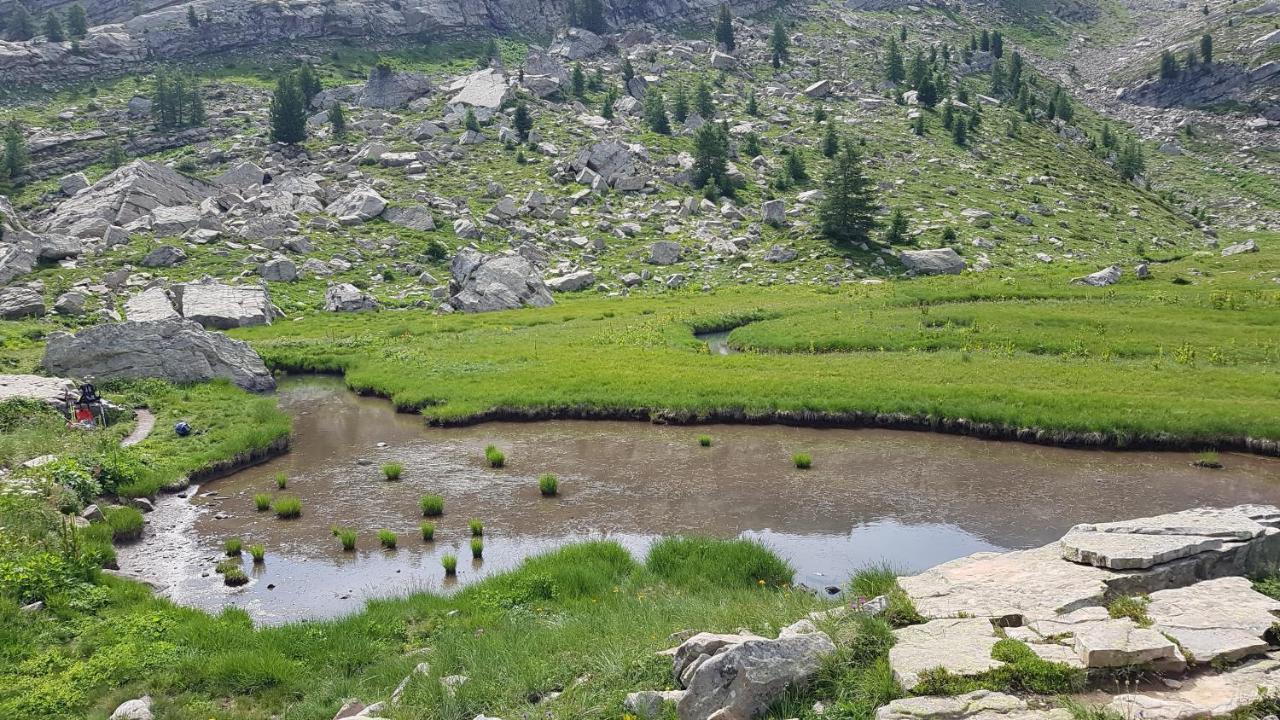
[792,452,812,469]
[1194,450,1223,468]
[442,553,458,575]
[253,493,272,511]
[274,472,288,490]
[419,494,444,517]
[378,529,397,549]
[104,506,144,541]
[698,434,713,447]
[1108,595,1152,626]
[469,519,484,536]
[337,528,357,551]
[214,559,238,574]
[273,496,302,519]
[538,473,558,496]
[248,544,265,563]
[647,536,793,589]
[485,445,506,468]
[224,538,243,556]
[471,537,484,559]
[223,566,249,586]
[420,521,435,541]
[381,462,403,481]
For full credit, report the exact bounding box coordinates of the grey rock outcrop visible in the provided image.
[447,69,512,109]
[356,66,434,108]
[447,248,554,313]
[324,283,380,313]
[876,691,1071,720]
[0,287,46,319]
[899,248,966,275]
[1072,265,1121,287]
[41,160,215,233]
[328,187,387,222]
[42,319,275,392]
[174,281,274,329]
[547,270,596,292]
[675,628,835,720]
[124,287,180,322]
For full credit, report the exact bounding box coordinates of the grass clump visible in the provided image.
[248,544,265,563]
[647,536,793,589]
[274,472,288,489]
[224,538,243,556]
[485,445,505,468]
[849,564,926,628]
[538,473,558,496]
[337,528,357,551]
[214,559,238,574]
[1108,595,1152,626]
[104,506,144,541]
[442,553,458,575]
[222,566,249,586]
[698,434,713,447]
[273,496,302,520]
[469,519,484,536]
[1194,450,1223,469]
[471,537,484,559]
[420,494,444,517]
[793,452,812,469]
[381,462,403,481]
[420,521,435,541]
[910,639,1086,695]
[378,529,397,549]
[253,493,272,511]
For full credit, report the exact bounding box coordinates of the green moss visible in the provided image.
[1107,595,1152,626]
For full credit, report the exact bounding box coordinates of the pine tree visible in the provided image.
[8,2,34,40]
[1117,138,1145,180]
[969,34,977,51]
[885,37,905,85]
[269,73,307,144]
[822,122,839,158]
[899,25,907,41]
[785,149,808,182]
[297,63,322,107]
[692,121,731,195]
[912,113,925,136]
[1159,50,1178,79]
[909,50,928,89]
[1054,88,1073,122]
[43,11,64,41]
[991,30,1003,58]
[601,86,616,119]
[671,83,689,123]
[464,107,480,132]
[328,103,347,138]
[1100,122,1116,148]
[104,139,127,168]
[1008,52,1024,89]
[916,76,938,108]
[1200,33,1213,64]
[745,89,759,116]
[884,208,909,244]
[188,81,205,126]
[952,116,968,146]
[513,101,532,141]
[186,4,198,27]
[571,63,585,98]
[770,20,789,68]
[578,0,605,33]
[644,91,670,135]
[979,29,990,51]
[819,142,877,244]
[941,101,954,130]
[990,58,1006,96]
[741,132,761,158]
[621,56,635,83]
[968,106,981,131]
[714,3,735,52]
[694,78,714,118]
[66,2,87,38]
[2,123,28,184]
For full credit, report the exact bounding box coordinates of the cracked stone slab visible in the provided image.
[1061,506,1276,570]
[889,619,1003,691]
[876,690,1073,720]
[1106,653,1280,719]
[1147,576,1280,665]
[1073,617,1185,669]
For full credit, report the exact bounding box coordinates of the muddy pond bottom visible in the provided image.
[118,376,1280,624]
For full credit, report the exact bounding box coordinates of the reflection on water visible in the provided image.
[119,376,1280,624]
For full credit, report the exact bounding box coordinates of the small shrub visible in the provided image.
[378,529,397,549]
[471,537,484,559]
[223,567,249,586]
[337,528,357,551]
[382,462,403,481]
[224,538,243,556]
[253,493,272,511]
[274,472,288,489]
[420,494,444,516]
[248,544,265,563]
[420,522,435,541]
[485,445,505,468]
[793,452,812,469]
[469,519,484,536]
[274,496,302,519]
[698,434,713,447]
[538,473,558,496]
[442,553,458,575]
[104,506,144,541]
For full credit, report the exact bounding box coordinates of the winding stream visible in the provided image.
[118,376,1280,624]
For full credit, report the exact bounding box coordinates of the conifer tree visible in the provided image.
[328,103,346,139]
[672,84,689,123]
[991,31,1004,58]
[884,208,909,244]
[770,20,789,68]
[8,2,34,40]
[297,63,322,107]
[952,115,968,146]
[43,11,64,41]
[692,121,731,195]
[270,73,307,144]
[885,37,905,85]
[694,78,714,117]
[66,2,87,38]
[714,3,735,52]
[819,141,877,244]
[644,90,670,135]
[822,122,839,158]
[1200,33,1212,64]
[513,101,532,141]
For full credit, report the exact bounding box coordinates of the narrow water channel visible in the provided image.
[118,376,1280,624]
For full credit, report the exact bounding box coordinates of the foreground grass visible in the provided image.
[238,245,1280,446]
[0,537,827,720]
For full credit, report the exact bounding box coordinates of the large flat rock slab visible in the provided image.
[1107,653,1280,719]
[0,374,75,406]
[877,690,1072,720]
[889,618,1002,691]
[1073,618,1185,670]
[1147,577,1280,665]
[1061,506,1280,570]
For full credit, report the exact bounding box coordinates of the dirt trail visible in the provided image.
[121,409,155,448]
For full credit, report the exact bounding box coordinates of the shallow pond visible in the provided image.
[118,376,1280,624]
